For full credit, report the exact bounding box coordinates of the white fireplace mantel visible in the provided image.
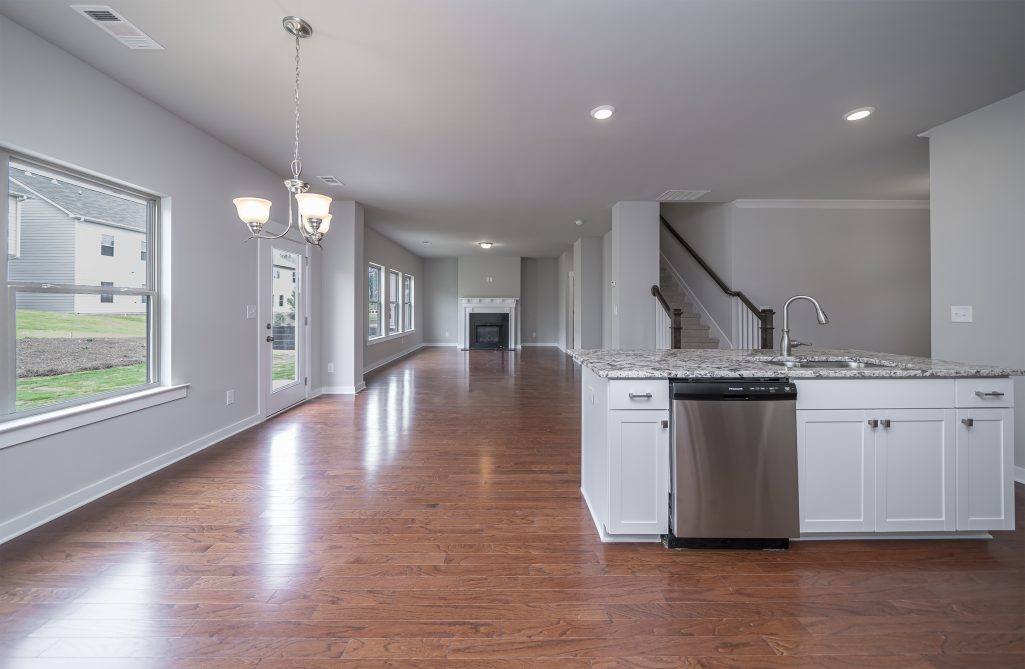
[459,297,520,350]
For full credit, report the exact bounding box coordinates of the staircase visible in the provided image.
[658,262,720,349]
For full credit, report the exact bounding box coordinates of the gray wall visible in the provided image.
[610,201,660,349]
[457,255,521,298]
[602,232,613,349]
[521,257,559,345]
[0,16,289,540]
[423,257,458,344]
[319,201,365,392]
[928,91,1025,470]
[663,201,932,356]
[363,226,424,372]
[573,237,603,349]
[557,249,573,350]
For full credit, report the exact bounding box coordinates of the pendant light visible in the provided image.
[233,17,331,246]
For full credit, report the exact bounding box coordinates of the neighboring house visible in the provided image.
[272,248,297,324]
[8,167,146,315]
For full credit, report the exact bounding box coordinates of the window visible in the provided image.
[3,153,159,417]
[367,263,383,339]
[7,195,20,259]
[387,269,400,334]
[403,274,414,332]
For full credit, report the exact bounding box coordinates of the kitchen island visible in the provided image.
[571,348,1021,543]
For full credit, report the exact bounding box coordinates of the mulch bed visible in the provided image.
[17,337,147,378]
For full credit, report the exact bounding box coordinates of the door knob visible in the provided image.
[266,335,275,342]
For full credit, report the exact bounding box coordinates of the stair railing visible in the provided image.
[660,216,775,349]
[651,285,683,349]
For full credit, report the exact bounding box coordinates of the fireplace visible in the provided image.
[458,297,519,350]
[469,313,509,350]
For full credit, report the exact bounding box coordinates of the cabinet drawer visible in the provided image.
[955,379,1013,408]
[609,380,669,410]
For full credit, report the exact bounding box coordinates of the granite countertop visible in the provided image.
[569,348,1024,379]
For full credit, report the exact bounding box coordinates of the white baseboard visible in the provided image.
[421,342,459,347]
[521,343,560,347]
[0,413,264,544]
[1015,465,1025,485]
[363,343,425,375]
[321,382,366,395]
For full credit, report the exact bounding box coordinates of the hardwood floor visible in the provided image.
[1,346,1022,668]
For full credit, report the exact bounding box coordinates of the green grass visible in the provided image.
[273,351,296,381]
[16,364,147,410]
[16,310,146,339]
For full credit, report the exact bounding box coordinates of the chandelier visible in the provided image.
[233,17,331,245]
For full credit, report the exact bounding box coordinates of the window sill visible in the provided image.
[0,384,189,450]
[367,330,416,346]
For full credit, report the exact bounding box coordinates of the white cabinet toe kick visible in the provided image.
[580,370,1015,543]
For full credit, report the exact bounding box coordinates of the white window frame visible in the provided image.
[100,233,115,257]
[367,262,384,341]
[402,274,414,333]
[1,151,163,424]
[7,194,21,259]
[386,269,400,335]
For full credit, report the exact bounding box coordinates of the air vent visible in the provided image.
[71,5,164,50]
[656,189,710,202]
[317,176,344,186]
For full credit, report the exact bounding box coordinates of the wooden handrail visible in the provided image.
[659,215,775,349]
[651,284,672,315]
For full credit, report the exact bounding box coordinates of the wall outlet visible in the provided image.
[245,305,256,319]
[486,276,494,283]
[951,305,973,323]
[327,362,334,373]
[226,389,235,405]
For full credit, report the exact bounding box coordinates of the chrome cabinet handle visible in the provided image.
[266,335,275,342]
[975,391,1005,398]
[881,419,891,428]
[867,419,879,428]
[962,418,974,427]
[628,393,653,399]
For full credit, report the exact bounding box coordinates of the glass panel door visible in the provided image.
[263,240,306,416]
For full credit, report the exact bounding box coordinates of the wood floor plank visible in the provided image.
[0,347,1021,667]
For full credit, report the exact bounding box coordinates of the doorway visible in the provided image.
[260,238,308,416]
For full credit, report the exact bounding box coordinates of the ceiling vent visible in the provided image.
[71,5,164,50]
[656,189,710,202]
[317,176,344,186]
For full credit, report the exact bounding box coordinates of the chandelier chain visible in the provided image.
[291,33,302,179]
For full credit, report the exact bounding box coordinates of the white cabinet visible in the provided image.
[581,370,670,541]
[875,410,955,532]
[797,410,874,533]
[607,410,670,534]
[956,408,1014,530]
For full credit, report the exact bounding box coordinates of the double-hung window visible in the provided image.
[367,263,383,339]
[402,274,414,332]
[2,153,159,417]
[387,270,400,334]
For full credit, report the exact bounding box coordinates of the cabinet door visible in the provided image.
[875,409,955,532]
[956,408,1014,531]
[797,410,875,533]
[607,410,669,535]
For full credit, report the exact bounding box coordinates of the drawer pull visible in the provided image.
[867,419,879,428]
[975,391,1005,398]
[628,393,653,400]
[880,419,891,428]
[962,418,974,427]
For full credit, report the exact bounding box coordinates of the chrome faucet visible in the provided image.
[780,295,829,357]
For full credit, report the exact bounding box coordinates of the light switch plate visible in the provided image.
[951,305,973,323]
[245,305,256,319]
[226,389,235,405]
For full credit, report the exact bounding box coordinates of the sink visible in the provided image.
[764,359,888,369]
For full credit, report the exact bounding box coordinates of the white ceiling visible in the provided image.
[2,1,1022,257]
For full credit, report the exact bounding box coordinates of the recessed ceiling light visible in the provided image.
[479,241,494,249]
[590,105,615,120]
[844,106,875,121]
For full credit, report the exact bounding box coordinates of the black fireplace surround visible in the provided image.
[468,312,509,350]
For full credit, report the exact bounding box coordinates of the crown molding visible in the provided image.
[731,199,929,210]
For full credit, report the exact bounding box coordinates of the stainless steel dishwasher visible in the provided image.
[665,378,799,549]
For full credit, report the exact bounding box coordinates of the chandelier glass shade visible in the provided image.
[232,17,331,246]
